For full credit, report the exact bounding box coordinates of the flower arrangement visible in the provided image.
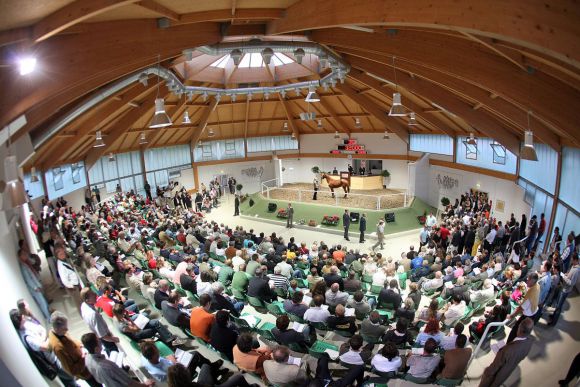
[321,215,340,226]
[277,208,288,218]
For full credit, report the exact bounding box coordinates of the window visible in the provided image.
[193,139,245,161]
[210,52,294,69]
[89,151,144,196]
[520,143,558,194]
[464,141,478,160]
[490,142,506,165]
[52,167,64,191]
[71,163,82,183]
[246,135,298,153]
[409,134,453,155]
[44,162,87,199]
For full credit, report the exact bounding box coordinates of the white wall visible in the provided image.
[63,186,87,210]
[175,167,195,191]
[196,159,275,194]
[428,165,530,219]
[408,154,431,202]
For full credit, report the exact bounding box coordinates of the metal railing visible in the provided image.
[467,319,509,369]
[261,179,410,210]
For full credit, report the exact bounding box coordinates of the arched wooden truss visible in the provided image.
[0,0,578,171]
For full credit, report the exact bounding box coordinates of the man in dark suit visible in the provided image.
[210,310,238,361]
[210,282,242,317]
[247,267,275,302]
[180,265,197,294]
[323,266,344,291]
[272,315,310,351]
[479,318,535,387]
[153,280,171,309]
[343,209,351,241]
[359,213,367,243]
[161,291,189,329]
[286,203,294,228]
[234,194,240,216]
[378,279,402,309]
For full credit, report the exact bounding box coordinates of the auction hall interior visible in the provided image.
[0,1,579,387]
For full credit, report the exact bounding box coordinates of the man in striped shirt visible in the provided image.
[269,266,290,292]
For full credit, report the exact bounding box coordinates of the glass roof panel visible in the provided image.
[209,52,294,68]
[209,54,229,68]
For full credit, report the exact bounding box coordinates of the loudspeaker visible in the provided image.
[385,212,395,223]
[267,203,277,212]
[350,212,360,223]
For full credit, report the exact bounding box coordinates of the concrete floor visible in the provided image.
[40,193,579,387]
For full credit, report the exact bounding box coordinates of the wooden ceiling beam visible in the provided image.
[190,97,220,147]
[174,8,283,26]
[84,91,159,166]
[313,28,579,146]
[278,95,300,140]
[33,0,140,42]
[268,0,580,66]
[1,20,221,140]
[317,97,351,135]
[135,0,180,21]
[343,52,564,149]
[345,57,522,154]
[335,83,409,142]
[347,71,457,137]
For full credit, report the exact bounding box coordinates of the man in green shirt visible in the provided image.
[245,254,261,277]
[232,263,249,292]
[218,260,235,286]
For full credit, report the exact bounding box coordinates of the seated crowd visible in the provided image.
[13,186,579,386]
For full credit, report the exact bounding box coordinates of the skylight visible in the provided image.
[209,52,294,69]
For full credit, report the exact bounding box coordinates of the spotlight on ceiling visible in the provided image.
[389,92,406,116]
[18,56,36,75]
[408,112,418,126]
[30,167,39,183]
[354,117,362,129]
[207,128,215,137]
[149,98,172,128]
[334,130,340,139]
[282,122,289,132]
[138,73,148,86]
[182,111,191,125]
[291,132,296,139]
[230,49,242,66]
[305,86,320,103]
[383,131,390,140]
[293,48,305,64]
[466,132,477,145]
[231,94,237,102]
[93,131,105,148]
[261,47,274,65]
[139,132,148,145]
[521,130,538,161]
[317,119,323,129]
[108,153,115,162]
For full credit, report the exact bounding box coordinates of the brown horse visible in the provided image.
[321,173,350,198]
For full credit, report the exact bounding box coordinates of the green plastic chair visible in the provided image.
[266,301,285,317]
[398,272,408,290]
[231,288,247,302]
[247,296,268,313]
[308,340,338,359]
[370,284,383,294]
[288,313,306,324]
[436,377,463,386]
[360,334,381,344]
[362,274,373,284]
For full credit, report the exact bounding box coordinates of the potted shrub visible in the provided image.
[381,169,391,188]
[417,210,427,224]
[311,166,320,174]
[235,183,243,195]
[441,197,450,208]
[277,208,288,218]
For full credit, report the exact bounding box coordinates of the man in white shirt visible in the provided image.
[55,247,81,311]
[303,295,330,323]
[419,271,444,292]
[325,283,349,307]
[470,279,495,306]
[80,288,120,355]
[442,295,467,327]
[426,213,437,228]
[372,266,388,286]
[275,258,293,279]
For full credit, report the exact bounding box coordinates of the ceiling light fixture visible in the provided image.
[30,167,39,183]
[139,132,148,145]
[207,128,215,137]
[108,153,115,162]
[230,49,242,66]
[182,110,191,125]
[93,131,105,148]
[521,111,538,161]
[334,130,340,139]
[317,119,323,129]
[305,86,320,103]
[466,132,477,145]
[408,112,418,126]
[389,57,406,117]
[261,47,274,65]
[18,56,36,76]
[383,131,390,140]
[149,55,172,128]
[231,94,237,102]
[291,132,296,139]
[282,122,289,132]
[355,117,362,129]
[279,90,286,98]
[293,48,305,64]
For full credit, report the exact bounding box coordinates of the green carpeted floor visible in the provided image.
[239,192,436,235]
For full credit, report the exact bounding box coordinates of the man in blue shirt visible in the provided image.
[411,254,424,270]
[419,226,430,248]
[534,260,552,322]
